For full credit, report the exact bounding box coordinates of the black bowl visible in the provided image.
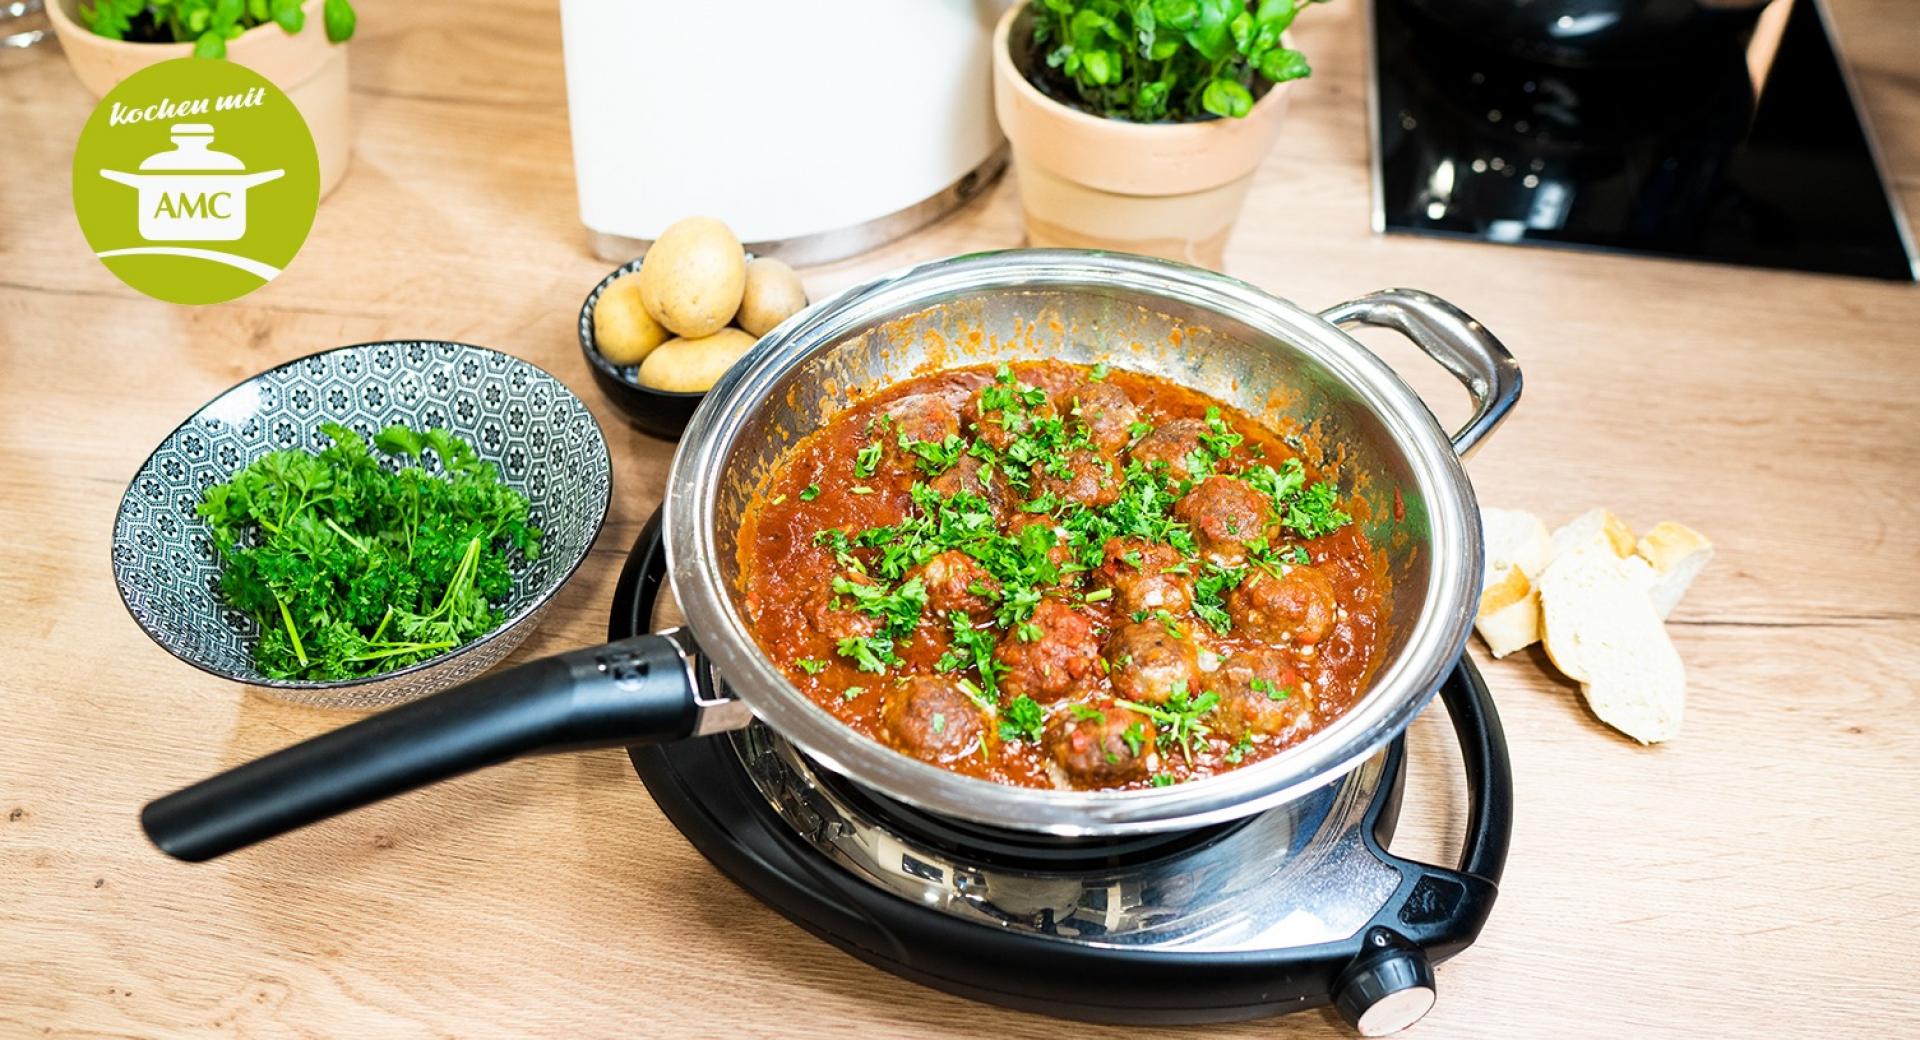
[577,257,707,441]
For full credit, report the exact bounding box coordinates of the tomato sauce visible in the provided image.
[736,362,1385,791]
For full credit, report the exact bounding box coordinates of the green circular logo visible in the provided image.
[72,58,320,306]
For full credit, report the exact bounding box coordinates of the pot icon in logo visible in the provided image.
[99,124,284,243]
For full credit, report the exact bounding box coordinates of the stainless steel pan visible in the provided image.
[143,251,1519,859]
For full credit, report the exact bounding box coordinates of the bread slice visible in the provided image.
[1475,507,1551,657]
[1549,507,1636,562]
[1536,545,1686,744]
[1476,566,1541,658]
[1482,507,1552,580]
[1635,521,1714,619]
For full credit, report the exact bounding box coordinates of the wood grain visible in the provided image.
[3,1,1918,1037]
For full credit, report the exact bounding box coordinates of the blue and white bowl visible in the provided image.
[111,341,613,710]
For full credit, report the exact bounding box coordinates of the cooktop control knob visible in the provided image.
[1333,932,1437,1037]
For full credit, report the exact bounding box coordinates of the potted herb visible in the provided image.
[48,0,357,196]
[993,0,1323,268]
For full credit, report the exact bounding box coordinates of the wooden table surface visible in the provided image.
[4,1,1918,1037]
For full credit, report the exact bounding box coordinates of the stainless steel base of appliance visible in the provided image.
[584,147,1009,267]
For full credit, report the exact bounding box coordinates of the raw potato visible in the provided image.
[592,274,670,365]
[638,328,757,393]
[735,257,809,337]
[639,217,747,339]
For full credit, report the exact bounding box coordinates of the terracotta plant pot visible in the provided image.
[48,0,351,197]
[992,3,1292,269]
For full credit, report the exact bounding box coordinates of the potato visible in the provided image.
[637,328,757,393]
[638,216,747,338]
[591,273,670,365]
[734,257,809,337]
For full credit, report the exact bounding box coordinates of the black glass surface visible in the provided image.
[1372,0,1916,280]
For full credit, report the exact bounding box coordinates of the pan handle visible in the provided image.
[142,629,713,862]
[1317,289,1522,458]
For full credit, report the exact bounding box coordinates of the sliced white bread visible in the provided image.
[1549,507,1637,562]
[1635,521,1715,620]
[1537,537,1686,744]
[1475,507,1552,657]
[1482,506,1552,580]
[1477,566,1541,658]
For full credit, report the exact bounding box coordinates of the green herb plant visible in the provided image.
[80,0,357,58]
[198,423,541,681]
[1029,0,1327,122]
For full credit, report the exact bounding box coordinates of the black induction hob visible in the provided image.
[1370,0,1918,280]
[611,511,1512,1035]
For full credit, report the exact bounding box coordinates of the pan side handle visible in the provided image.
[1317,289,1522,458]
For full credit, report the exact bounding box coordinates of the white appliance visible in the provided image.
[559,0,1009,265]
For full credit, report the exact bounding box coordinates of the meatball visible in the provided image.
[1174,475,1273,565]
[1105,620,1199,705]
[807,571,879,642]
[1045,700,1156,787]
[1128,418,1209,484]
[882,676,986,763]
[1206,648,1312,740]
[995,599,1102,701]
[1093,538,1194,615]
[1226,565,1338,644]
[908,550,999,619]
[877,393,961,473]
[1064,380,1140,453]
[964,380,1054,451]
[1031,448,1121,508]
[929,452,1012,517]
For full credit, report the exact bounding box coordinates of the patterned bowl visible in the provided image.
[112,341,613,710]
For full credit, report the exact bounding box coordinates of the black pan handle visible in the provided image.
[142,629,704,862]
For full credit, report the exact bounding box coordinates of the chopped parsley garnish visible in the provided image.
[799,484,821,502]
[853,442,883,478]
[1115,681,1220,764]
[1122,721,1146,756]
[1250,676,1291,700]
[1224,735,1256,764]
[1284,480,1352,538]
[829,574,927,673]
[1192,562,1246,634]
[898,432,966,476]
[796,657,828,675]
[1150,773,1176,787]
[935,611,1003,701]
[1089,362,1110,381]
[930,712,947,734]
[999,694,1046,743]
[1069,703,1107,722]
[1241,457,1351,539]
[843,685,865,701]
[1197,406,1244,460]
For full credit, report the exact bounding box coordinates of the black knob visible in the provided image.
[1333,934,1437,1037]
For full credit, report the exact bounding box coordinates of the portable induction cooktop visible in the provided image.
[610,515,1513,1036]
[1369,0,1918,280]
